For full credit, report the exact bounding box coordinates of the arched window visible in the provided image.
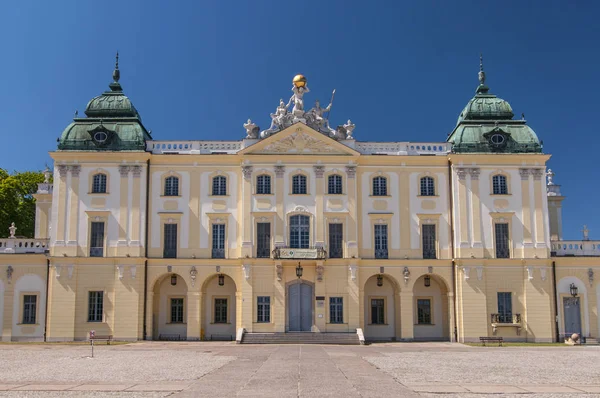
[164,176,179,196]
[256,174,271,195]
[292,174,307,194]
[212,176,227,196]
[420,176,435,196]
[328,174,343,195]
[372,176,387,196]
[92,173,107,193]
[290,215,310,248]
[492,175,508,195]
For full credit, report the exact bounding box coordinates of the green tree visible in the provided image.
[0,169,46,238]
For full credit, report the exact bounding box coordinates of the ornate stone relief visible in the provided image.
[276,263,283,281]
[531,169,545,180]
[469,168,480,180]
[345,165,356,178]
[116,265,124,280]
[118,165,130,177]
[274,165,285,178]
[403,266,410,284]
[130,266,137,279]
[462,266,471,281]
[519,168,530,180]
[131,165,142,177]
[540,267,548,282]
[349,264,357,281]
[262,131,340,154]
[190,266,197,286]
[526,266,533,281]
[476,266,483,281]
[313,165,325,178]
[58,165,68,177]
[54,265,62,279]
[316,264,324,282]
[457,168,468,180]
[242,165,253,180]
[242,264,251,280]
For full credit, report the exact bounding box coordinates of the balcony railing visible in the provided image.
[491,313,521,324]
[212,248,225,259]
[551,240,600,257]
[0,238,49,254]
[89,247,104,257]
[375,249,388,259]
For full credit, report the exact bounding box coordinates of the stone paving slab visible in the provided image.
[572,385,600,393]
[519,385,585,393]
[411,384,470,393]
[463,384,529,394]
[0,385,25,391]
[12,384,80,391]
[126,383,190,391]
[69,384,135,391]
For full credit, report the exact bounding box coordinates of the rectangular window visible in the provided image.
[422,224,437,259]
[170,298,184,323]
[328,175,343,195]
[371,298,385,324]
[373,177,387,196]
[292,175,307,194]
[164,223,177,258]
[417,299,432,324]
[374,224,388,259]
[22,295,37,324]
[290,215,310,249]
[329,223,343,258]
[214,298,228,323]
[212,224,226,258]
[257,222,271,258]
[88,291,104,322]
[329,297,343,324]
[90,222,105,257]
[256,175,271,195]
[495,223,510,258]
[257,296,271,323]
[497,292,513,323]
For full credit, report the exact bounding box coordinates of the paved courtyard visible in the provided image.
[0,342,599,397]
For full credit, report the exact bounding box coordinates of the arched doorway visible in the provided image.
[412,274,450,341]
[363,274,398,341]
[152,273,188,340]
[201,274,237,341]
[286,280,314,331]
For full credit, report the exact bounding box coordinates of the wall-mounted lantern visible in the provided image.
[376,274,383,287]
[296,262,303,279]
[218,273,225,286]
[569,283,578,297]
[424,275,431,287]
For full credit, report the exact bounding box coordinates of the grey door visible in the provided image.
[289,282,313,331]
[563,297,582,336]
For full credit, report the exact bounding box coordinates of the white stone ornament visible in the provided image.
[8,222,16,238]
[243,119,259,139]
[54,265,62,279]
[242,264,251,280]
[130,266,137,279]
[540,267,548,282]
[116,265,124,280]
[349,264,357,281]
[526,266,533,281]
[476,266,483,281]
[462,267,471,281]
[68,264,74,279]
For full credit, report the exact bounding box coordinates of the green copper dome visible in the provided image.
[58,54,151,151]
[447,56,542,154]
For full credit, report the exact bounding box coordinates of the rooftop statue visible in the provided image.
[256,74,355,140]
[243,119,259,139]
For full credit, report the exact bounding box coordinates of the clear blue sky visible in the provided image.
[1,0,598,240]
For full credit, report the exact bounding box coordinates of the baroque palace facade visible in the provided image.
[0,58,598,343]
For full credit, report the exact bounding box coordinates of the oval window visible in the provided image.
[94,131,108,143]
[490,134,505,146]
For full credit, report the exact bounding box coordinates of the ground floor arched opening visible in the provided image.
[201,274,237,341]
[363,274,399,341]
[412,274,450,341]
[152,273,188,340]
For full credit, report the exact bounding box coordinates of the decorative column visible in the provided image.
[130,165,143,251]
[314,165,325,248]
[145,291,154,340]
[241,165,253,258]
[118,165,130,247]
[469,168,482,256]
[347,261,360,331]
[346,165,358,258]
[519,168,532,255]
[456,168,469,257]
[448,292,456,342]
[240,263,253,332]
[531,169,546,250]
[55,165,68,247]
[274,261,285,332]
[67,165,81,248]
[274,165,285,248]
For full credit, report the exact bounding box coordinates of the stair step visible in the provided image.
[242,333,360,345]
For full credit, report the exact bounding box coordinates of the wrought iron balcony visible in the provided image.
[272,247,327,260]
[375,249,388,259]
[212,248,225,259]
[491,313,521,324]
[89,247,104,257]
[163,248,177,259]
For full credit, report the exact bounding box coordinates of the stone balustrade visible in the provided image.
[0,238,50,254]
[355,142,451,155]
[147,141,242,154]
[551,240,600,257]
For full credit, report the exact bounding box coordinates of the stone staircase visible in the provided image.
[584,337,599,345]
[241,332,360,345]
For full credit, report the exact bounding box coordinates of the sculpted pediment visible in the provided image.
[240,124,359,156]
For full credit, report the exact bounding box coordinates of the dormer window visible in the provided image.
[87,125,114,147]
